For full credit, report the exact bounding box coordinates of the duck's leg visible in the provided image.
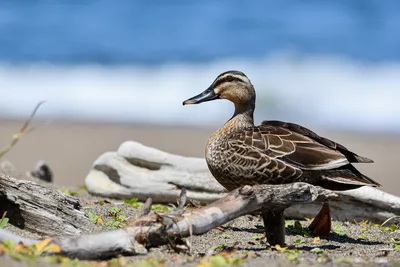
[261,208,286,247]
[308,201,331,236]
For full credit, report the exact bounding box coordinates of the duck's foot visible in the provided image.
[261,208,286,247]
[308,202,331,236]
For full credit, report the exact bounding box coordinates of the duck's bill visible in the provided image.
[182,87,220,105]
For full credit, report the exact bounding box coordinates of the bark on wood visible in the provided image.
[85,141,400,224]
[0,174,93,236]
[0,182,334,260]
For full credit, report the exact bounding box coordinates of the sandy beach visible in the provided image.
[0,118,399,196]
[1,118,400,267]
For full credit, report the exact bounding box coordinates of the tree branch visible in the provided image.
[0,182,336,260]
[85,141,400,224]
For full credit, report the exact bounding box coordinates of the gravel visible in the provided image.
[1,176,399,267]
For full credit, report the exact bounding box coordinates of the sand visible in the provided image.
[1,119,400,266]
[0,119,399,195]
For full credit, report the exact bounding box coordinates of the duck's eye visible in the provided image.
[226,76,234,82]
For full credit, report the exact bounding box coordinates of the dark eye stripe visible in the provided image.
[213,76,244,88]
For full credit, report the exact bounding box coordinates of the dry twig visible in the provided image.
[0,101,45,159]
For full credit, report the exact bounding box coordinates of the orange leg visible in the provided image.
[308,202,331,236]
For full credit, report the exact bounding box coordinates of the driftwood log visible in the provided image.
[0,174,93,236]
[0,181,335,260]
[85,141,400,224]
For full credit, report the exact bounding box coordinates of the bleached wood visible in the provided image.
[0,182,330,260]
[85,141,400,224]
[0,174,93,236]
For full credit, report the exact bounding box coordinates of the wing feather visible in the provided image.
[262,120,373,163]
[229,124,350,171]
[223,120,377,188]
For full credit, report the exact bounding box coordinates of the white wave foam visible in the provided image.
[0,54,398,133]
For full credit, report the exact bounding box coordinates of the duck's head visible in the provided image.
[182,70,255,107]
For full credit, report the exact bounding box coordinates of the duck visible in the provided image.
[182,70,381,241]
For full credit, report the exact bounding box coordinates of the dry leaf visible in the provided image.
[43,244,61,253]
[216,226,226,232]
[13,242,27,253]
[313,236,321,244]
[273,244,287,251]
[35,238,53,252]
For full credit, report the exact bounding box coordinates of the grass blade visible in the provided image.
[0,101,45,159]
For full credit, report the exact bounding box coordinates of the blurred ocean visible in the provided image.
[0,1,398,133]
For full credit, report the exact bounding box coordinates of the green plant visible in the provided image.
[214,244,228,250]
[251,235,263,241]
[380,216,400,227]
[0,239,91,267]
[124,198,142,208]
[97,200,106,205]
[221,234,232,239]
[380,224,399,233]
[57,189,78,196]
[0,212,9,229]
[287,253,298,261]
[151,204,171,213]
[286,220,311,236]
[105,207,127,228]
[87,212,103,225]
[78,185,87,191]
[378,216,399,233]
[332,224,347,236]
[390,238,400,252]
[310,247,324,254]
[199,253,244,267]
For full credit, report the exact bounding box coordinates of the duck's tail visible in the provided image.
[340,150,374,164]
[316,164,381,191]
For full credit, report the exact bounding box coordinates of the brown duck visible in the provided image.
[183,70,381,238]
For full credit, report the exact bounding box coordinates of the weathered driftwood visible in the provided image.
[85,141,227,203]
[0,182,334,260]
[0,174,93,236]
[85,141,400,224]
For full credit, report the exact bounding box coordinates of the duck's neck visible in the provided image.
[207,101,255,150]
[225,101,255,131]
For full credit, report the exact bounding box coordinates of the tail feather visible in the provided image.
[316,164,381,191]
[343,152,374,163]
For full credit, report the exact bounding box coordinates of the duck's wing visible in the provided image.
[228,122,380,189]
[261,120,373,163]
[232,124,349,171]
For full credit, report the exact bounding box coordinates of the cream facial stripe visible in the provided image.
[213,71,250,88]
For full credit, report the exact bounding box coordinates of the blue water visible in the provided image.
[0,1,399,133]
[0,1,399,64]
